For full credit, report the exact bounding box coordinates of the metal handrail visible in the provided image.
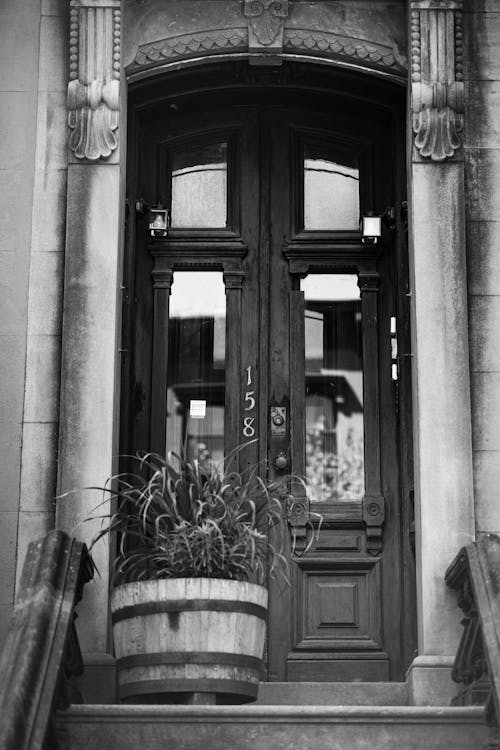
[0,530,93,750]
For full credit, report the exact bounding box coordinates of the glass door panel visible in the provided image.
[170,141,228,228]
[166,271,226,471]
[303,143,360,231]
[300,274,364,503]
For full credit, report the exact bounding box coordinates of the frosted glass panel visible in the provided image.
[304,144,359,231]
[301,274,364,503]
[166,272,226,471]
[171,142,227,228]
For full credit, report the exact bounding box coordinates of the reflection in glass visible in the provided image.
[301,275,364,503]
[166,272,226,471]
[303,143,359,230]
[170,141,227,228]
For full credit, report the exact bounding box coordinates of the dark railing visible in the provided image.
[446,533,500,750]
[0,530,94,750]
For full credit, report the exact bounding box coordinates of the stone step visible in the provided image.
[57,704,487,750]
[255,681,409,705]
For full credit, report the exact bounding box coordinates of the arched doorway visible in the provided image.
[121,62,416,682]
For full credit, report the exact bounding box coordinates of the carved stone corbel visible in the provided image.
[244,0,289,60]
[68,0,121,161]
[410,0,464,162]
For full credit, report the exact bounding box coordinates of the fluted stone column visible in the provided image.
[407,0,475,704]
[56,0,123,702]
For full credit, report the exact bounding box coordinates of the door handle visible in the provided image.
[275,451,288,471]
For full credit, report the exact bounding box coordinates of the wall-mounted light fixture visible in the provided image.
[361,213,382,244]
[149,205,168,238]
[361,207,396,244]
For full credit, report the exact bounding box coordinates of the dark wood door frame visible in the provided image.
[122,62,416,682]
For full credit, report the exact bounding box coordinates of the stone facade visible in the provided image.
[1,0,500,704]
[464,1,500,537]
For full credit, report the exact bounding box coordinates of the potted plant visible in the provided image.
[84,448,311,705]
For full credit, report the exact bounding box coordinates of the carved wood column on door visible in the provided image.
[68,0,121,161]
[223,271,245,458]
[150,261,173,458]
[358,267,385,556]
[410,0,464,162]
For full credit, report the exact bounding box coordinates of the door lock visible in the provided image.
[270,406,287,436]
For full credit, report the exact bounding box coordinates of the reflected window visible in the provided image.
[301,274,364,503]
[303,143,359,231]
[166,272,226,471]
[170,141,227,228]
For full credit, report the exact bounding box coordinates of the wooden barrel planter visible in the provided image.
[110,578,268,704]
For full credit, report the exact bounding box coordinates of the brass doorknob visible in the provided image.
[275,452,288,470]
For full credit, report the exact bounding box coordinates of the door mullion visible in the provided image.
[149,259,173,457]
[359,266,386,556]
[224,271,244,465]
[258,109,271,476]
[289,289,308,519]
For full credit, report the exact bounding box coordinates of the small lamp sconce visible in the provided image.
[361,213,382,244]
[149,205,168,238]
[361,207,397,243]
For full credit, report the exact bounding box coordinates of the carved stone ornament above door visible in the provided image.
[67,0,121,162]
[126,2,407,81]
[410,0,464,162]
[244,0,289,55]
[129,28,406,78]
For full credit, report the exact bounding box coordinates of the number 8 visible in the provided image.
[243,417,255,438]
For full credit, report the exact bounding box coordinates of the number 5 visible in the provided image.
[244,390,255,411]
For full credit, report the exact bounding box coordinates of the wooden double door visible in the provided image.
[124,81,416,682]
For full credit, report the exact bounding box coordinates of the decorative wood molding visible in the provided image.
[151,268,173,291]
[244,0,289,56]
[358,268,385,556]
[362,495,386,556]
[147,240,248,273]
[410,0,464,162]
[128,29,406,79]
[223,270,245,290]
[67,0,121,161]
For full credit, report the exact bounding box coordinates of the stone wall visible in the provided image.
[0,0,69,649]
[0,1,41,648]
[464,1,500,536]
[15,0,68,593]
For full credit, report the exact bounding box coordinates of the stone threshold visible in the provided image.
[60,704,485,723]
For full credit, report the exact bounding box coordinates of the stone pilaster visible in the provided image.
[407,0,475,704]
[56,0,123,702]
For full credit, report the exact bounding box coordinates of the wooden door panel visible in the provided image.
[267,104,407,682]
[297,564,381,644]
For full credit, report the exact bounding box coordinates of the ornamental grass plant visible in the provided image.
[83,447,296,586]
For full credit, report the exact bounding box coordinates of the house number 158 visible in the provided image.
[243,366,256,438]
